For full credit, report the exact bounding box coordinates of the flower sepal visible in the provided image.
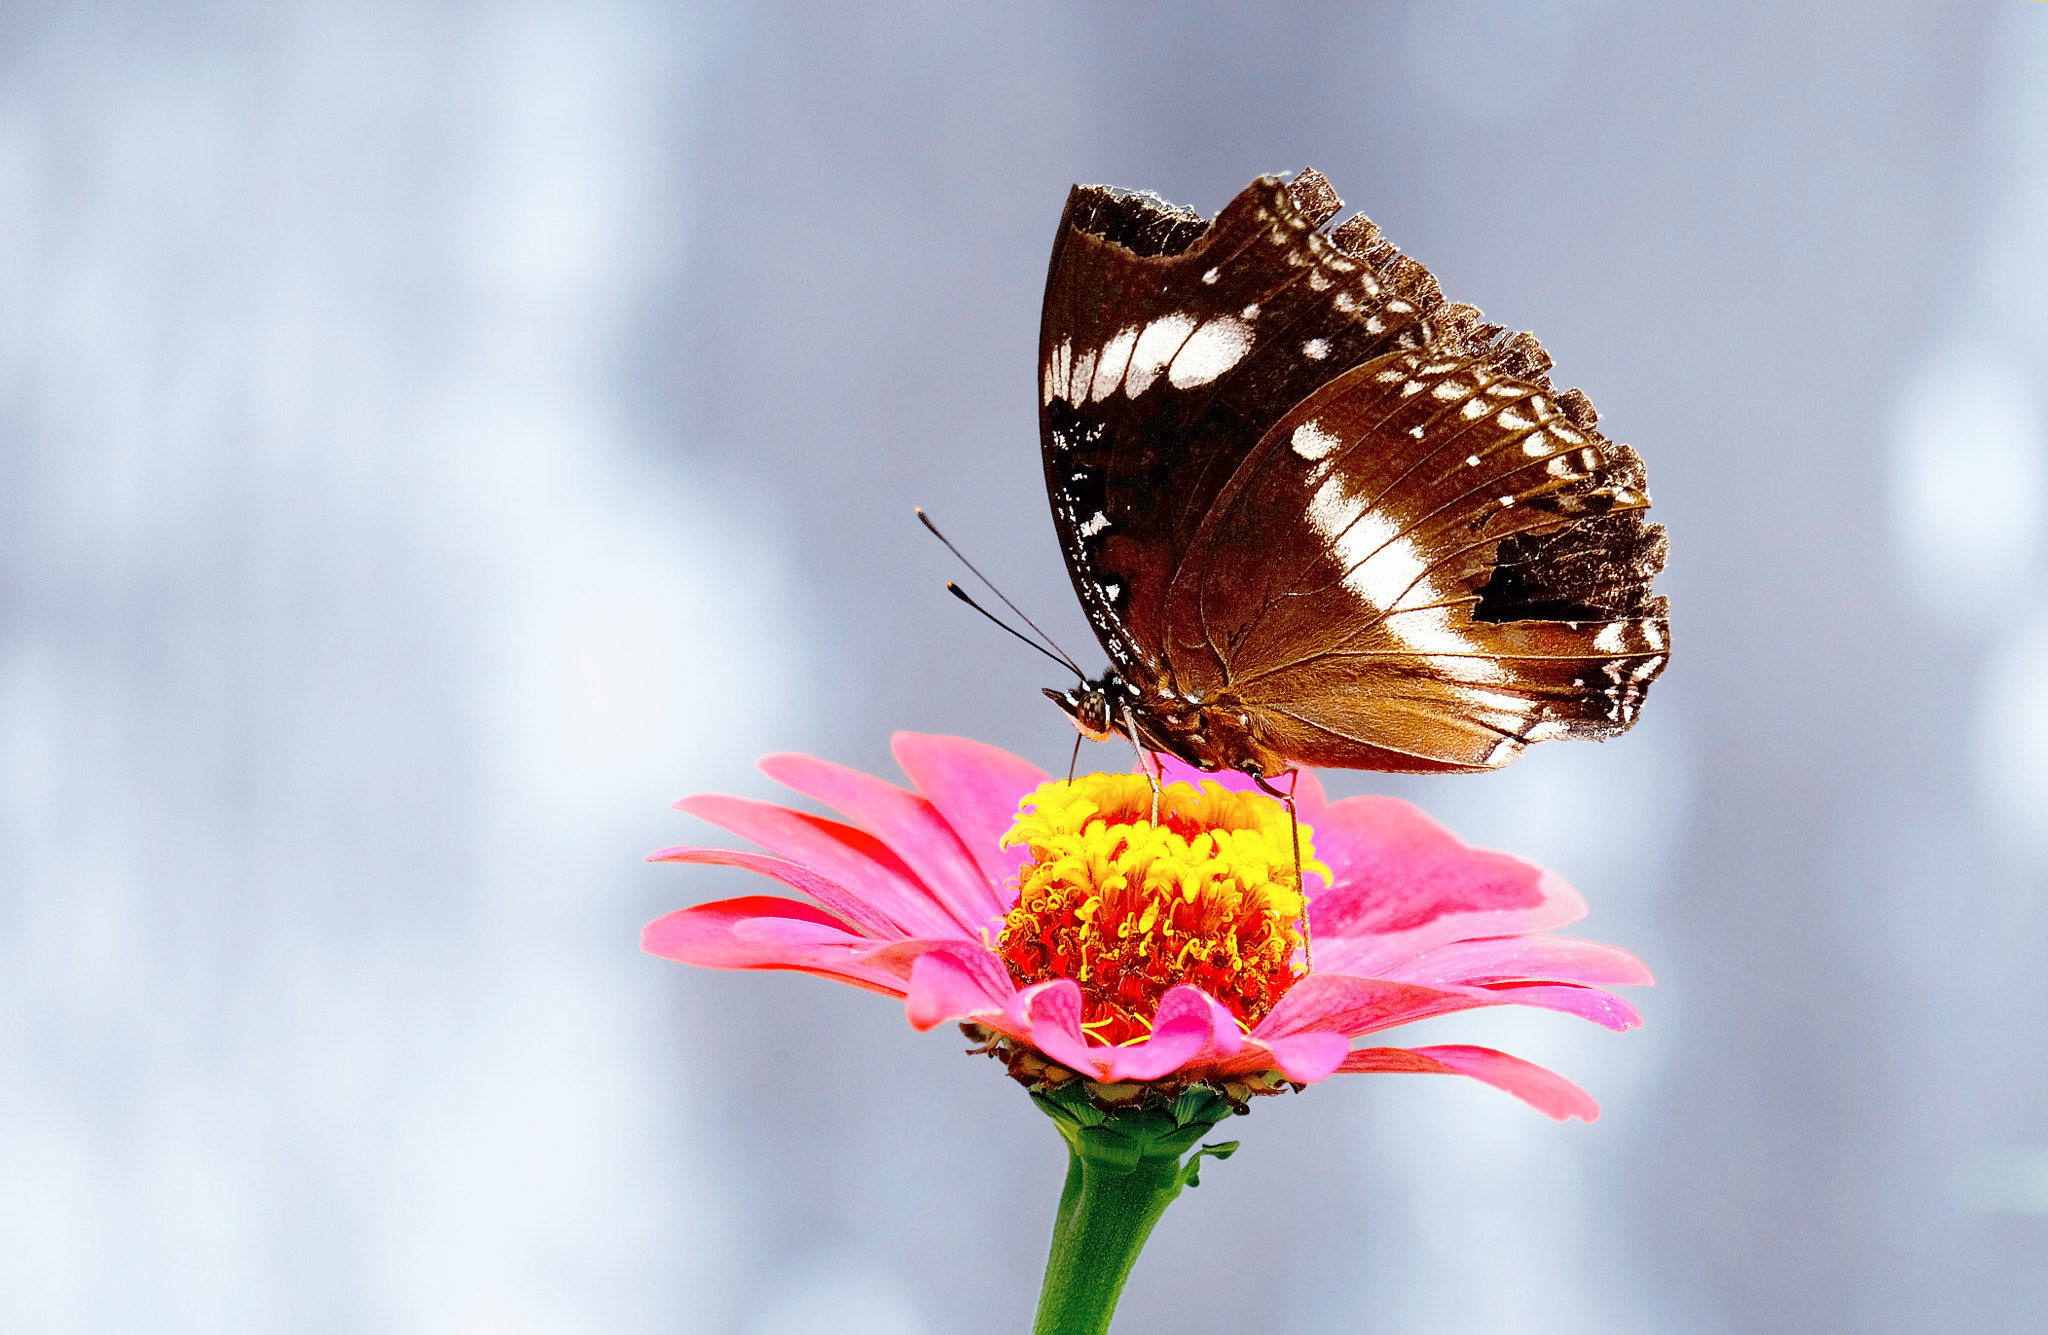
[1030,1080,1241,1181]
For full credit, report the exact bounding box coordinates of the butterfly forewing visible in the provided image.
[1039,174,1430,679]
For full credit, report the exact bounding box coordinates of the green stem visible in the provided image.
[1032,1142,1181,1334]
[1028,1086,1240,1335]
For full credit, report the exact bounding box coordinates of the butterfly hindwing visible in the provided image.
[1164,348,1668,771]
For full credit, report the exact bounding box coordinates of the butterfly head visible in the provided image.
[1042,675,1131,743]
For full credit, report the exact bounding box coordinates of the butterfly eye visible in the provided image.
[1074,690,1116,741]
[1044,686,1118,742]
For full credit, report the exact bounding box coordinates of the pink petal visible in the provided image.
[1099,986,1239,1082]
[1260,972,1641,1038]
[646,845,908,941]
[1002,980,1114,1080]
[1253,971,1475,1041]
[904,947,1016,1031]
[1340,1044,1601,1122]
[1258,1030,1353,1083]
[845,935,989,983]
[640,896,907,997]
[1307,796,1587,974]
[1458,982,1643,1032]
[1201,1032,1350,1083]
[1149,756,1330,820]
[1292,767,1330,817]
[891,733,1045,896]
[1383,936,1655,990]
[673,795,961,939]
[1183,988,1248,1059]
[1153,753,1238,792]
[760,752,1004,931]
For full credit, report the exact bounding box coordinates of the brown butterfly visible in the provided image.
[1037,168,1669,780]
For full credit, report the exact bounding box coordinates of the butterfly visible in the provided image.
[1036,168,1669,780]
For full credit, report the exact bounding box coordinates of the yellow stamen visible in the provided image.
[997,773,1329,1047]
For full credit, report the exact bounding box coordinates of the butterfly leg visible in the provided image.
[1121,704,1162,823]
[1253,770,1312,973]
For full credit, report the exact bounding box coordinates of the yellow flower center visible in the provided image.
[996,773,1329,1047]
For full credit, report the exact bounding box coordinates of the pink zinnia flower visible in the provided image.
[644,733,1649,1121]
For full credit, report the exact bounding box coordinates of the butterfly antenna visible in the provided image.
[945,583,1074,673]
[916,507,1084,676]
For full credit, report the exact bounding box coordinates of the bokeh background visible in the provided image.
[4,1,2047,1331]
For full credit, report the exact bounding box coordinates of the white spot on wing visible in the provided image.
[1167,316,1255,389]
[1091,326,1138,403]
[1080,511,1110,538]
[1124,313,1198,398]
[1071,346,1098,402]
[1292,421,1344,461]
[1201,267,1221,284]
[1302,337,1330,360]
[1042,339,1072,406]
[1303,476,1497,675]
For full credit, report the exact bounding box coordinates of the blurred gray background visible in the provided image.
[4,1,2046,1331]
